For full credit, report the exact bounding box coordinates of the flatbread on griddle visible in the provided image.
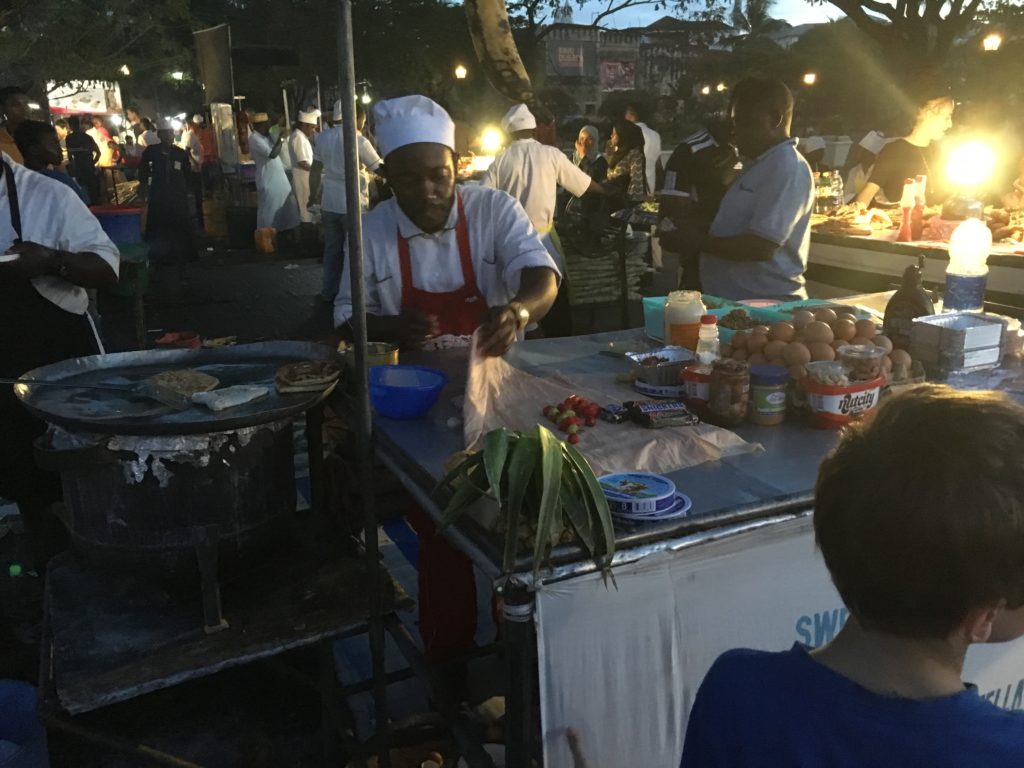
[148,369,220,397]
[275,360,341,394]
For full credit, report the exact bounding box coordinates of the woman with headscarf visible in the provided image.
[604,119,647,209]
[573,125,607,182]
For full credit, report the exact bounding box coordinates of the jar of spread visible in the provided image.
[682,363,713,414]
[749,364,788,426]
[664,291,706,351]
[708,359,750,428]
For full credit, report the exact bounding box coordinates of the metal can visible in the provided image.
[708,359,750,428]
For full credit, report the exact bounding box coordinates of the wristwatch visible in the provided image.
[508,301,530,331]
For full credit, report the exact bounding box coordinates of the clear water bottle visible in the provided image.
[696,314,720,364]
[945,219,991,312]
[830,173,844,213]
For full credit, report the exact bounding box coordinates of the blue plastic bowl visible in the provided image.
[369,365,448,419]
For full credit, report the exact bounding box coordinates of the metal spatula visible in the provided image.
[1,378,193,410]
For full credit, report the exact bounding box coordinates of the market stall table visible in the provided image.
[372,302,1024,767]
[808,231,1024,312]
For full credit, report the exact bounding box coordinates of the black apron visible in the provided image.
[0,159,98,506]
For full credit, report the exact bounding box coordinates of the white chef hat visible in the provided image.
[858,130,887,155]
[332,100,345,122]
[298,108,320,125]
[800,135,826,153]
[501,103,536,134]
[192,114,205,124]
[373,95,455,159]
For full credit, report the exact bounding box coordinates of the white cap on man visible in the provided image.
[501,104,536,134]
[298,108,320,125]
[192,114,205,124]
[332,100,345,123]
[372,95,455,159]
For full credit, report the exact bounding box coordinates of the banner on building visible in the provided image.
[194,24,235,105]
[47,81,124,115]
[546,42,597,77]
[600,60,636,91]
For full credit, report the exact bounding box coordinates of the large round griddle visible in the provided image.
[16,342,340,435]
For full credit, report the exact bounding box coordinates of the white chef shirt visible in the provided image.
[140,130,159,148]
[334,184,558,326]
[288,130,314,171]
[636,122,662,194]
[481,138,591,234]
[700,138,814,300]
[176,129,202,170]
[0,155,120,314]
[313,125,382,214]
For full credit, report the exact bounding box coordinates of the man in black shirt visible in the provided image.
[855,96,954,207]
[64,116,101,205]
[657,118,741,289]
[138,119,197,278]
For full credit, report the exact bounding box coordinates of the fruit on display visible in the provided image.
[543,394,602,441]
[720,309,915,383]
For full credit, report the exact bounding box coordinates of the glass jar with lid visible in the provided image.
[708,359,750,428]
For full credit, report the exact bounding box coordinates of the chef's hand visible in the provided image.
[477,305,520,358]
[395,309,440,350]
[1,241,57,280]
[567,729,592,768]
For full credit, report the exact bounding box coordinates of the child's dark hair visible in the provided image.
[815,385,1024,639]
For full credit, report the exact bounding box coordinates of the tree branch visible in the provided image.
[825,0,898,41]
[590,0,656,27]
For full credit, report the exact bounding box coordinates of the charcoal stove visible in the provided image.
[16,341,339,633]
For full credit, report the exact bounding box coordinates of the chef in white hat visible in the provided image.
[289,108,320,223]
[249,111,301,236]
[334,95,558,358]
[482,103,600,271]
[314,99,382,302]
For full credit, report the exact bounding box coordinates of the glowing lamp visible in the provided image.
[361,93,372,105]
[715,82,726,92]
[802,73,817,86]
[454,65,468,80]
[983,33,1002,52]
[700,85,711,96]
[171,71,184,81]
[946,140,997,189]
[480,127,503,155]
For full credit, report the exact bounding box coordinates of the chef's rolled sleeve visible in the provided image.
[492,193,560,294]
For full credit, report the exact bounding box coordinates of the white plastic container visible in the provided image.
[696,315,720,364]
[664,291,706,351]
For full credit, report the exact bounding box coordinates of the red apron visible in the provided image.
[397,191,488,336]
[399,191,487,661]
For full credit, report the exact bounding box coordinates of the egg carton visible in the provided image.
[910,312,1006,377]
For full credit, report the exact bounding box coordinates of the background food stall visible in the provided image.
[372,292,1024,767]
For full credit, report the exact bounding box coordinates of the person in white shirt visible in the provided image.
[482,103,597,269]
[176,115,205,230]
[334,95,558,358]
[625,103,662,195]
[315,99,382,302]
[334,96,558,665]
[288,108,318,224]
[0,153,119,566]
[248,111,301,237]
[678,77,814,300]
[139,118,160,148]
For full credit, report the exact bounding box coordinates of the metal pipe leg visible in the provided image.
[502,578,535,768]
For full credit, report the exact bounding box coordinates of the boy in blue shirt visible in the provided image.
[682,385,1024,767]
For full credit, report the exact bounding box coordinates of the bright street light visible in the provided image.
[454,64,468,80]
[360,92,372,105]
[110,114,123,126]
[700,85,711,96]
[27,102,40,111]
[119,64,131,76]
[983,32,1003,52]
[802,72,817,86]
[716,82,727,92]
[171,71,184,81]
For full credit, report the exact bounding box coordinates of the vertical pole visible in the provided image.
[315,75,323,130]
[339,2,390,766]
[281,87,290,128]
[503,578,535,768]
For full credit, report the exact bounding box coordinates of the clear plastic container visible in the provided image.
[696,315,720,364]
[664,291,706,351]
[708,359,750,428]
[839,345,887,382]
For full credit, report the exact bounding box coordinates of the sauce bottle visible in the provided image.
[883,254,935,350]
